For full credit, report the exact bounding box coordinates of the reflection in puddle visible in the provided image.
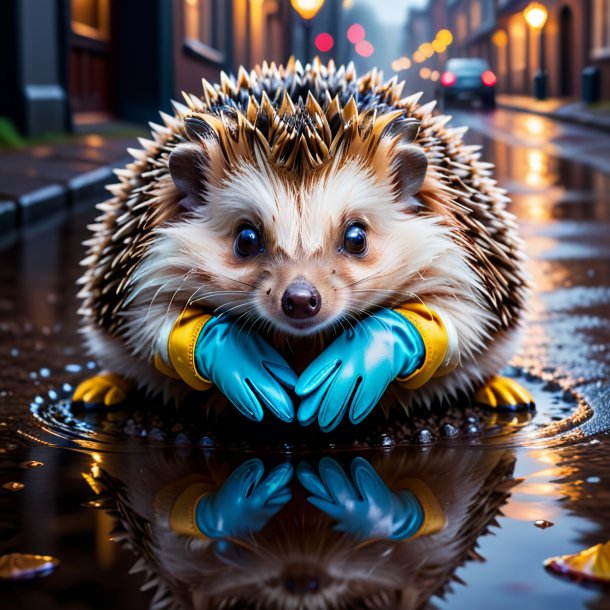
[81,447,517,610]
[0,553,60,581]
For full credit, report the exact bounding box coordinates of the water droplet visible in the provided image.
[0,553,60,580]
[379,434,394,447]
[534,520,554,529]
[86,361,97,370]
[48,390,58,400]
[542,381,562,392]
[82,500,104,509]
[62,383,73,392]
[441,423,459,438]
[39,368,51,378]
[587,476,601,484]
[149,428,165,441]
[9,348,19,357]
[464,424,480,436]
[34,396,44,405]
[19,461,44,470]
[414,429,433,444]
[2,482,25,492]
[174,433,190,445]
[64,364,81,373]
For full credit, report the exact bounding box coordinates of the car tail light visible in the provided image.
[440,71,456,87]
[481,70,497,87]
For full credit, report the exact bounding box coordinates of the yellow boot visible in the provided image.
[474,375,534,411]
[72,372,133,406]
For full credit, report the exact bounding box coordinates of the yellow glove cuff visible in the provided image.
[166,307,213,391]
[155,474,216,540]
[153,353,182,380]
[394,303,449,389]
[395,477,446,539]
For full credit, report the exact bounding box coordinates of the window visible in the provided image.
[71,0,110,40]
[592,0,610,58]
[184,0,219,48]
[509,13,526,72]
[471,0,481,32]
[456,11,467,43]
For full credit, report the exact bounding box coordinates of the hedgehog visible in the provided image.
[72,57,534,431]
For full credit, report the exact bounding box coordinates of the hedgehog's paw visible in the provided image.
[474,375,535,411]
[72,372,133,406]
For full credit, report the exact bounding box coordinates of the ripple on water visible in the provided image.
[17,368,593,453]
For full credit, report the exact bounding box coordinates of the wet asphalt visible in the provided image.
[0,108,609,610]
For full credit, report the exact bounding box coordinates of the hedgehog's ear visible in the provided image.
[168,143,208,210]
[390,143,428,201]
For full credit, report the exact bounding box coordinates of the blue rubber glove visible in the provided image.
[195,316,298,423]
[296,309,425,432]
[196,459,293,538]
[297,457,424,540]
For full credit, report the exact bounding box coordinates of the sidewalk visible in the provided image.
[0,129,144,235]
[497,94,610,132]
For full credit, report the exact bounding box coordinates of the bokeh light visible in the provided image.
[436,29,453,45]
[432,40,447,53]
[355,40,374,57]
[492,30,508,47]
[419,67,431,79]
[315,32,334,52]
[413,50,425,63]
[419,42,434,58]
[347,23,365,44]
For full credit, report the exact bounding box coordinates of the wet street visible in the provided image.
[1,107,610,610]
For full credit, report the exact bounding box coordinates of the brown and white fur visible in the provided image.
[78,58,528,415]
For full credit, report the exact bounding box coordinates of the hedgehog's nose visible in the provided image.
[281,281,321,318]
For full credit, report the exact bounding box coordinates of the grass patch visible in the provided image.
[0,115,147,152]
[0,117,24,149]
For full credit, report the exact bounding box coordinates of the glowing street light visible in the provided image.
[290,0,325,21]
[290,0,326,62]
[524,2,548,29]
[524,2,549,99]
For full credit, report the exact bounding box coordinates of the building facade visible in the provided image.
[434,0,609,101]
[0,0,293,136]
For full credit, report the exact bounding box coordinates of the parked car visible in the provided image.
[439,58,497,109]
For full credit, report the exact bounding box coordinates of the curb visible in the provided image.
[0,158,129,237]
[497,100,610,134]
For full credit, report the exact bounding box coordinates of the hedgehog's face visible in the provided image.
[165,129,469,340]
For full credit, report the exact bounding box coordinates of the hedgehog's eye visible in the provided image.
[342,224,368,256]
[235,226,264,258]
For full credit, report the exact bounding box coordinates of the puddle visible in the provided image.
[1,115,610,608]
[20,367,591,452]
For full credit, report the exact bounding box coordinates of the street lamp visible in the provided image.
[291,0,326,62]
[524,2,549,100]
